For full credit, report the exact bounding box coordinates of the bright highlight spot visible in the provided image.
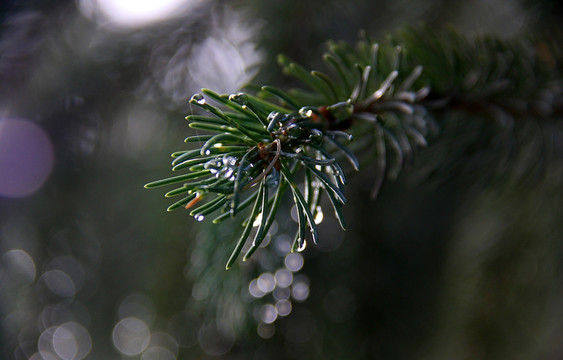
[0,119,54,198]
[253,213,263,227]
[78,0,204,29]
[314,206,324,224]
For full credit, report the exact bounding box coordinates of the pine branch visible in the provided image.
[145,27,562,268]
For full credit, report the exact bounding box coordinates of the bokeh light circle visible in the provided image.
[52,326,77,360]
[275,299,292,317]
[1,249,36,286]
[0,118,54,198]
[30,352,58,360]
[291,280,310,302]
[141,346,176,360]
[284,253,304,272]
[274,268,293,288]
[40,270,76,299]
[257,273,275,293]
[118,293,156,325]
[112,317,151,356]
[273,287,291,301]
[260,304,277,324]
[248,279,266,298]
[53,322,92,360]
[197,323,235,357]
[256,322,275,339]
[148,332,179,357]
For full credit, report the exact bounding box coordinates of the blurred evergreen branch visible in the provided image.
[146,27,562,268]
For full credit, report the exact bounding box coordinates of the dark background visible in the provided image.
[1,0,562,359]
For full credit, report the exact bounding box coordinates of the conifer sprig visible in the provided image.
[146,28,562,268]
[145,35,435,267]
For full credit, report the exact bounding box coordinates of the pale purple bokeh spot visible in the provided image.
[0,118,54,198]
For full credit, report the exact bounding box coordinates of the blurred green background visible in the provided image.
[1,0,562,359]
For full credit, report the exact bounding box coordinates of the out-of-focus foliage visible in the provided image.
[0,0,562,359]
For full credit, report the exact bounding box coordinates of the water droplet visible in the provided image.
[286,124,302,139]
[195,215,205,222]
[190,94,206,105]
[253,213,263,227]
[228,93,248,105]
[308,128,323,145]
[213,143,223,148]
[266,168,280,187]
[221,155,237,166]
[222,168,234,179]
[204,150,211,155]
[299,108,313,118]
[314,206,324,225]
[267,112,279,122]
